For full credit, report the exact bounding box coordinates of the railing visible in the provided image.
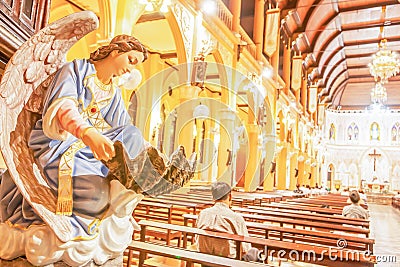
[238,27,257,59]
[214,0,233,30]
[214,0,257,60]
[192,0,258,60]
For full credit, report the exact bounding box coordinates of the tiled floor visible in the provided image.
[369,204,400,267]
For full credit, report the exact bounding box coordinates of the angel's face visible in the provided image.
[110,50,144,78]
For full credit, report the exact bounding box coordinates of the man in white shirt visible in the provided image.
[196,182,261,262]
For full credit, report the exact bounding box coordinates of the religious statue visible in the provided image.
[0,11,196,266]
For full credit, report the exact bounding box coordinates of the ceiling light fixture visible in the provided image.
[370,82,387,105]
[368,39,400,84]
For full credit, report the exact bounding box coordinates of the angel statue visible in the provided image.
[0,11,196,266]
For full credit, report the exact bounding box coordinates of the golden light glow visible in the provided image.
[370,82,387,105]
[368,39,400,84]
[139,0,171,13]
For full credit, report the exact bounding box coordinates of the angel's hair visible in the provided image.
[89,34,148,63]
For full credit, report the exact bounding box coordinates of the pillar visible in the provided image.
[253,0,265,61]
[270,26,281,86]
[310,160,317,188]
[263,170,274,191]
[297,154,305,186]
[289,151,298,190]
[276,146,287,190]
[301,75,307,114]
[244,124,260,191]
[203,119,214,183]
[217,109,236,185]
[304,158,311,186]
[230,0,242,33]
[282,43,291,95]
[175,85,201,193]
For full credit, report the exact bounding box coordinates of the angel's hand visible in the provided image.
[81,127,115,161]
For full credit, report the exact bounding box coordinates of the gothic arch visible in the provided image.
[348,163,358,187]
[164,11,187,64]
[360,147,390,183]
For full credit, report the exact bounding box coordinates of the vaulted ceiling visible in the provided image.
[63,0,400,110]
[241,0,400,110]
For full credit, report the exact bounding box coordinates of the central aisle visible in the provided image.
[368,203,400,267]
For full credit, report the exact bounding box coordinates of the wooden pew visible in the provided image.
[262,202,343,215]
[182,214,374,253]
[392,196,400,210]
[133,201,182,245]
[220,211,370,237]
[127,240,266,267]
[141,197,201,215]
[188,189,263,207]
[287,198,368,209]
[234,206,370,228]
[137,220,375,267]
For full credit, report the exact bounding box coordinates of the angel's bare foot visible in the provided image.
[108,180,143,218]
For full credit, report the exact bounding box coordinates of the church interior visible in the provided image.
[1,0,400,266]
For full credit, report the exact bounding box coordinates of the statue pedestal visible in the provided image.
[0,255,123,267]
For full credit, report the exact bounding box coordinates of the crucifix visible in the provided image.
[368,149,381,171]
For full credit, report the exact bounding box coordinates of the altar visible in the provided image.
[365,182,390,194]
[366,183,384,193]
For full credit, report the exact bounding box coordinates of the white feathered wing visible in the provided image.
[0,11,99,242]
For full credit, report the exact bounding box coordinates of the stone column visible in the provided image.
[230,0,242,33]
[310,160,317,188]
[297,154,305,186]
[244,123,260,191]
[276,145,287,190]
[253,0,265,60]
[289,151,298,190]
[301,75,308,114]
[217,109,236,185]
[282,44,291,95]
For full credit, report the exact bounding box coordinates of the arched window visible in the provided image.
[391,122,400,143]
[370,122,380,141]
[354,125,359,140]
[347,122,358,141]
[347,124,353,140]
[329,123,336,140]
[392,125,397,142]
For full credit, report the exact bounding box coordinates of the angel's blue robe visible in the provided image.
[0,59,145,239]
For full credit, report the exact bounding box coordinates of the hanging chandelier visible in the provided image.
[368,39,400,84]
[370,82,387,105]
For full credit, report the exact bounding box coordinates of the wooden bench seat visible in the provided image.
[233,206,370,228]
[193,210,370,236]
[128,240,266,267]
[246,204,367,223]
[262,202,343,215]
[137,220,375,267]
[133,201,182,245]
[392,196,400,210]
[287,198,368,209]
[182,214,374,253]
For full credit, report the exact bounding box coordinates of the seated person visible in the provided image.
[358,189,368,203]
[196,182,261,262]
[293,184,303,194]
[342,190,369,219]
